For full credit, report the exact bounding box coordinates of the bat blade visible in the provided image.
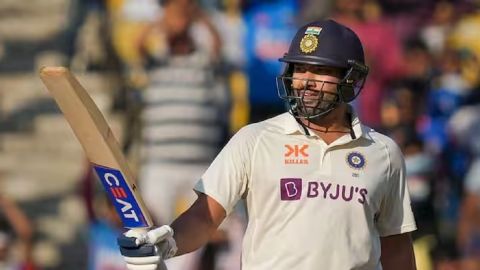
[39,67,153,229]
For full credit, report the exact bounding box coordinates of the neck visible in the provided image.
[300,104,351,137]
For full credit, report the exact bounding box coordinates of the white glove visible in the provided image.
[118,225,178,270]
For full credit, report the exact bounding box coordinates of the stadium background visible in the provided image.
[0,0,480,269]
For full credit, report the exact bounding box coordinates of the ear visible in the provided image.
[338,84,355,102]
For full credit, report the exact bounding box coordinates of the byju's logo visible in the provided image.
[280,178,369,204]
[280,178,302,200]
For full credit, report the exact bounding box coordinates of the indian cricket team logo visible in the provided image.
[346,152,366,170]
[280,178,302,200]
[300,26,321,54]
[300,34,318,54]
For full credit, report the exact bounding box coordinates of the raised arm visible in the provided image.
[119,125,256,270]
[171,192,226,255]
[0,195,34,265]
[0,196,33,242]
[118,192,227,270]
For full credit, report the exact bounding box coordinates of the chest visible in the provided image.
[249,135,389,212]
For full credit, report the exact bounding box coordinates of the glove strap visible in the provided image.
[163,237,178,259]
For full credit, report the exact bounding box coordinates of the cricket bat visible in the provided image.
[39,66,154,229]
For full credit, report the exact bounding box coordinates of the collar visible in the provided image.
[283,112,305,135]
[282,106,370,140]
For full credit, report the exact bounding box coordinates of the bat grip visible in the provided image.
[118,227,155,256]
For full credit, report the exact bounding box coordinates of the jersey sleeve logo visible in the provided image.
[346,151,366,170]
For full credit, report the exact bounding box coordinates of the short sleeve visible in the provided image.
[376,140,417,237]
[194,125,259,215]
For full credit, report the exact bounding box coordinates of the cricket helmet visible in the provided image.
[277,19,369,119]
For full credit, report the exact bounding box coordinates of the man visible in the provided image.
[118,19,417,270]
[133,0,228,269]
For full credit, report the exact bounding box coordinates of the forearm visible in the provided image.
[381,233,416,270]
[381,250,416,270]
[0,196,33,241]
[170,195,225,256]
[170,210,215,255]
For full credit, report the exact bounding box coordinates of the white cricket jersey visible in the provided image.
[194,112,417,270]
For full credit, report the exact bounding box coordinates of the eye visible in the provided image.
[290,78,307,90]
[294,66,307,73]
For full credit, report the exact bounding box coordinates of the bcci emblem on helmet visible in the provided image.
[300,26,322,54]
[300,35,318,54]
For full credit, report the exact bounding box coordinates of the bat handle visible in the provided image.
[118,227,170,270]
[121,227,149,247]
[123,226,174,246]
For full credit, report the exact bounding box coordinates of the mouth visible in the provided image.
[296,89,320,97]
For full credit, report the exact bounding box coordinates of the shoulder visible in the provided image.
[364,128,404,167]
[233,122,264,140]
[367,129,402,154]
[235,113,290,137]
[259,113,293,133]
[225,122,264,153]
[227,113,290,151]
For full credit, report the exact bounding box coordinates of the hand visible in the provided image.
[118,225,178,270]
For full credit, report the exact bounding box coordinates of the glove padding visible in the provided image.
[118,225,178,270]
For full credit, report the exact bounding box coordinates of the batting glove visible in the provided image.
[118,225,178,270]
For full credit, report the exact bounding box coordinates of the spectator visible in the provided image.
[448,97,480,270]
[211,0,250,133]
[449,105,480,269]
[420,1,456,60]
[332,0,405,128]
[135,0,229,269]
[403,135,437,270]
[243,0,299,122]
[0,195,35,270]
[457,159,480,270]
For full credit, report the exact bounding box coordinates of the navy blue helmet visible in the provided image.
[277,19,369,119]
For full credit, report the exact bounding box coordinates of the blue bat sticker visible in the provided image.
[93,165,149,228]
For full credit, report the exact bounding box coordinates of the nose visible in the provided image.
[292,78,309,90]
[305,76,317,88]
[303,72,320,90]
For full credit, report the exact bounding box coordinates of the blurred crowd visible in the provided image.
[1,0,480,269]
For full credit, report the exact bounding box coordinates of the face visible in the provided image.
[335,0,364,14]
[163,0,196,37]
[290,64,343,117]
